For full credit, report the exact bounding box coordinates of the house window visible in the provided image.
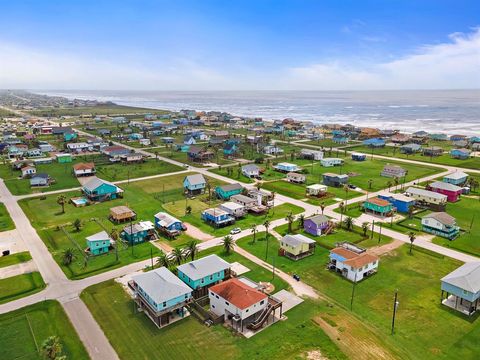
[216,295,219,299]
[162,301,166,307]
[246,309,249,313]
[210,275,213,280]
[260,300,265,305]
[212,305,215,308]
[185,294,188,299]
[225,301,229,306]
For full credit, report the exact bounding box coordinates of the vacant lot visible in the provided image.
[27,104,166,116]
[0,202,15,231]
[0,251,31,269]
[0,272,45,304]
[0,300,89,360]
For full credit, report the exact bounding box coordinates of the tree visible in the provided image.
[73,218,82,232]
[187,240,199,261]
[285,212,295,233]
[206,182,212,203]
[320,202,326,214]
[393,176,399,191]
[56,195,67,214]
[298,214,305,228]
[251,224,258,244]
[172,247,184,265]
[344,216,354,231]
[263,220,271,260]
[408,231,417,254]
[185,205,192,215]
[41,336,64,360]
[387,181,393,192]
[407,206,414,219]
[156,252,170,268]
[368,179,373,190]
[256,181,263,191]
[61,248,76,266]
[338,202,345,227]
[110,228,119,261]
[361,222,369,237]
[343,185,350,209]
[270,191,276,213]
[222,235,235,254]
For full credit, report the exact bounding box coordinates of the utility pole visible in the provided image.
[391,290,399,335]
[272,255,276,281]
[378,222,383,243]
[130,218,134,256]
[150,248,154,269]
[350,272,358,310]
[371,220,375,239]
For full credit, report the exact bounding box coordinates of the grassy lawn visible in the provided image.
[27,104,166,116]
[81,246,347,360]
[0,156,184,195]
[209,166,255,183]
[0,272,45,304]
[158,149,235,167]
[302,139,357,148]
[0,251,31,269]
[0,202,15,231]
[349,144,480,170]
[163,201,304,237]
[0,300,89,360]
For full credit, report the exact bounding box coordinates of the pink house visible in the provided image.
[427,181,462,202]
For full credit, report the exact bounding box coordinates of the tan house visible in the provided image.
[109,206,136,223]
[279,234,316,260]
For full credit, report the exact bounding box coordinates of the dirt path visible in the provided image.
[152,241,173,253]
[368,239,404,256]
[185,223,215,241]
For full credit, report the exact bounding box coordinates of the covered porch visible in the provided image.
[441,291,480,316]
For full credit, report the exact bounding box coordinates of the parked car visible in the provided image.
[230,227,241,235]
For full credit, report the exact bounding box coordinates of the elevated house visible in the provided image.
[241,164,260,178]
[82,177,123,202]
[154,212,184,238]
[323,173,348,187]
[405,187,447,210]
[381,164,407,178]
[56,153,72,163]
[303,214,331,236]
[287,172,306,184]
[223,143,238,158]
[351,152,366,161]
[187,146,214,163]
[332,136,348,144]
[63,132,77,142]
[121,221,155,244]
[109,206,136,223]
[86,231,112,256]
[231,194,257,209]
[215,183,243,200]
[441,262,480,316]
[183,135,196,145]
[174,143,190,152]
[21,165,36,178]
[273,162,301,173]
[279,234,316,260]
[30,173,52,187]
[422,212,460,240]
[427,181,462,202]
[183,174,206,195]
[201,208,235,228]
[218,202,246,218]
[328,243,379,282]
[300,149,323,160]
[400,143,421,154]
[177,254,231,298]
[67,142,91,153]
[450,148,471,160]
[101,145,131,159]
[130,267,193,328]
[443,172,469,186]
[73,162,96,177]
[363,197,394,217]
[377,192,415,213]
[263,145,284,155]
[306,184,327,196]
[321,158,343,167]
[391,134,411,144]
[363,138,385,147]
[422,146,443,157]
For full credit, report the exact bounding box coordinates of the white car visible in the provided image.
[230,227,241,235]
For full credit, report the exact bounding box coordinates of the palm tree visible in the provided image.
[263,219,271,260]
[222,235,235,254]
[156,252,170,268]
[407,206,414,219]
[187,240,199,261]
[57,195,67,214]
[338,202,345,227]
[393,176,399,191]
[343,185,350,209]
[172,247,184,265]
[270,191,276,212]
[256,181,263,191]
[361,222,369,237]
[387,181,393,192]
[41,336,64,360]
[73,218,82,232]
[185,205,192,215]
[62,248,76,266]
[109,227,119,261]
[285,212,295,233]
[368,179,373,190]
[344,216,354,231]
[408,231,417,254]
[320,202,326,214]
[206,182,212,204]
[298,214,305,229]
[251,224,258,244]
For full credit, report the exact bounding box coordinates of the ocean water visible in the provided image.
[36,90,480,135]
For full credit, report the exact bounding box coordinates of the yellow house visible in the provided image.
[280,234,316,261]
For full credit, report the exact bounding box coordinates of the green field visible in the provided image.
[0,202,15,231]
[0,251,31,268]
[302,139,358,148]
[27,104,168,117]
[0,272,45,304]
[0,300,89,360]
[81,246,347,360]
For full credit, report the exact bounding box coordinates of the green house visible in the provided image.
[56,153,72,163]
[86,231,111,256]
[363,197,394,216]
[63,132,78,142]
[215,183,243,200]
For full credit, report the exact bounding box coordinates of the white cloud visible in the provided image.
[283,28,480,90]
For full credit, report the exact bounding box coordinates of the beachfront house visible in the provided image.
[363,197,394,217]
[381,164,407,178]
[450,148,471,160]
[306,184,327,196]
[351,153,366,161]
[443,172,469,186]
[441,262,480,316]
[73,162,96,177]
[154,212,184,238]
[67,142,92,153]
[287,172,306,184]
[218,202,246,218]
[86,231,112,256]
[241,164,260,178]
[121,221,155,244]
[328,243,379,282]
[177,255,231,297]
[303,214,331,236]
[201,208,235,227]
[273,162,301,173]
[321,158,344,167]
[82,177,123,202]
[130,267,193,328]
[215,183,243,200]
[427,181,462,202]
[323,173,348,187]
[280,234,316,260]
[263,145,284,155]
[378,192,415,213]
[421,212,460,240]
[183,174,206,195]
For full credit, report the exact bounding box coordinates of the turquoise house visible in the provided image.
[223,143,237,157]
[443,172,468,186]
[177,255,231,296]
[63,132,77,142]
[174,143,190,152]
[215,183,243,200]
[131,267,193,328]
[86,231,111,255]
[82,177,123,202]
[183,174,206,195]
[121,221,155,244]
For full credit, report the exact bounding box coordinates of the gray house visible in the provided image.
[30,173,51,187]
[441,262,480,316]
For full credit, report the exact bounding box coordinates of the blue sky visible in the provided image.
[0,0,479,90]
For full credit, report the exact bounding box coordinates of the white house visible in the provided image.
[263,145,283,155]
[67,142,92,153]
[219,202,246,218]
[241,164,260,178]
[287,172,306,184]
[21,166,36,178]
[306,184,327,196]
[329,243,379,282]
[320,158,344,167]
[405,187,447,205]
[300,148,324,160]
[231,194,257,209]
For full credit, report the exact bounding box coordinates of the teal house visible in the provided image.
[63,132,77,142]
[174,143,190,152]
[121,221,155,244]
[183,174,206,195]
[86,231,111,255]
[177,255,231,297]
[215,183,243,200]
[82,177,123,202]
[363,197,394,216]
